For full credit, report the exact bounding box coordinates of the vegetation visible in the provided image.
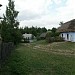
[19,26,61,42]
[0,0,22,44]
[20,26,47,37]
[1,41,75,75]
[46,28,61,43]
[23,38,30,43]
[1,1,75,75]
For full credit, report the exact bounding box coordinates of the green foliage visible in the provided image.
[41,27,47,32]
[1,0,22,44]
[51,27,57,33]
[20,26,47,37]
[24,38,30,43]
[36,35,41,41]
[54,36,64,42]
[46,31,52,43]
[13,29,23,44]
[46,28,62,43]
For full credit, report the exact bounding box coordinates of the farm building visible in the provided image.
[39,33,47,39]
[57,19,75,42]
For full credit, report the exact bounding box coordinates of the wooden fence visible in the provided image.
[0,42,14,62]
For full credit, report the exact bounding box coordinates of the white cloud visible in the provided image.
[18,0,74,29]
[0,0,75,29]
[0,0,8,16]
[15,0,52,14]
[53,0,62,5]
[56,0,75,22]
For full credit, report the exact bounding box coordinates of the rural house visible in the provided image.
[23,33,35,42]
[57,19,75,42]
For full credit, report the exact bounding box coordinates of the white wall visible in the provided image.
[23,33,32,40]
[60,32,75,42]
[72,32,75,42]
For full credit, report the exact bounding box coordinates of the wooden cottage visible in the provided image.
[57,19,75,42]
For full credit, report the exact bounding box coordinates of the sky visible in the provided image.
[0,0,75,29]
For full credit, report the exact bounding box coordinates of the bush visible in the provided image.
[36,36,41,41]
[24,40,30,43]
[55,36,64,42]
[46,31,53,43]
[46,31,64,43]
[23,38,30,43]
[46,37,55,43]
[46,36,64,43]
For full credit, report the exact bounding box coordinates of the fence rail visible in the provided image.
[0,42,14,62]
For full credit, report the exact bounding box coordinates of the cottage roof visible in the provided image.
[40,33,47,38]
[57,19,75,32]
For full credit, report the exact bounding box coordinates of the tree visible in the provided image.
[51,27,57,33]
[1,0,22,44]
[46,27,60,43]
[46,31,52,43]
[41,27,47,33]
[30,26,37,36]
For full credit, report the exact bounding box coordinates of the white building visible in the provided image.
[23,33,35,42]
[23,33,33,39]
[57,19,75,42]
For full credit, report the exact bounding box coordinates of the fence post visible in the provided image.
[0,41,1,60]
[0,41,2,63]
[0,41,14,63]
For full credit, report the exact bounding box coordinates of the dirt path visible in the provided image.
[33,44,75,56]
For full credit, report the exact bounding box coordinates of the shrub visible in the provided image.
[46,37,53,43]
[55,36,64,42]
[46,36,64,43]
[46,31,64,43]
[23,38,30,43]
[36,36,41,41]
[46,31,52,43]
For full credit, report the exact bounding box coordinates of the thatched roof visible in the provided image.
[40,33,47,38]
[57,19,75,33]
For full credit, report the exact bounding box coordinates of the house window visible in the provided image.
[62,34,63,38]
[67,34,69,40]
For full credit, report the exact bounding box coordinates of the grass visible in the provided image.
[50,42,75,51]
[1,40,75,75]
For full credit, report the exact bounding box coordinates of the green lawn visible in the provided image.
[1,41,75,75]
